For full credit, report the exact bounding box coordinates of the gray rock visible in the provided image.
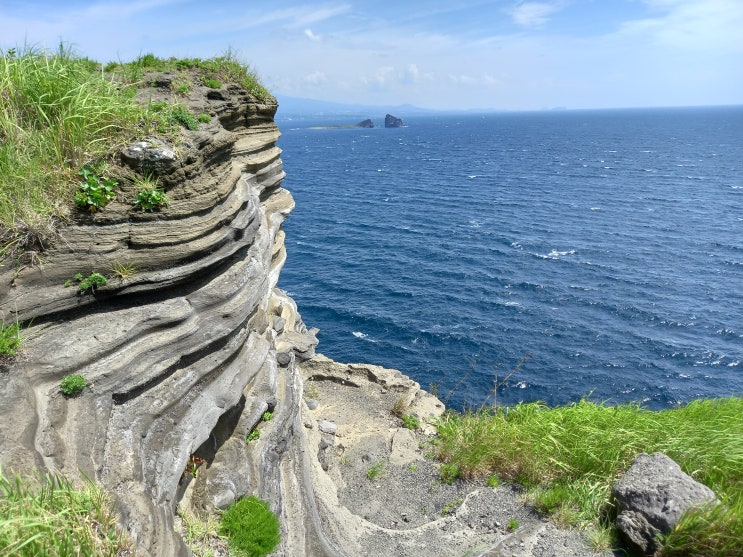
[613,452,718,556]
[121,138,179,176]
[317,420,337,435]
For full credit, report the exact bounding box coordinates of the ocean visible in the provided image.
[276,106,743,410]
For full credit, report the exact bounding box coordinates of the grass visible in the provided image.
[366,461,386,481]
[0,319,22,357]
[178,504,225,557]
[218,496,280,557]
[0,46,270,260]
[435,397,743,555]
[0,469,129,555]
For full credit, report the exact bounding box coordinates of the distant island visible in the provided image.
[385,113,405,128]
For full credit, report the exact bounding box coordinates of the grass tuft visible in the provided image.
[0,469,129,555]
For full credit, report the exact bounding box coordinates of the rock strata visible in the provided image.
[613,452,718,556]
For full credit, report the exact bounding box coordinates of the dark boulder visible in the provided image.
[356,119,374,128]
[384,114,404,128]
[612,452,718,556]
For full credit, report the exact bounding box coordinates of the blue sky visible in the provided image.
[2,0,741,110]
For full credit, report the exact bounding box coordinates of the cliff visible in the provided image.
[0,72,320,555]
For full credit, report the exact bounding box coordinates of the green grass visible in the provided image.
[0,46,270,259]
[218,496,280,557]
[0,469,129,555]
[436,397,743,554]
[0,320,22,357]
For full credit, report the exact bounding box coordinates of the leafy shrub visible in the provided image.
[134,188,169,211]
[60,374,87,396]
[219,496,280,557]
[74,165,117,211]
[0,321,21,357]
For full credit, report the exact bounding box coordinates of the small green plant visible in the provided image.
[110,261,138,279]
[69,272,107,293]
[218,496,280,557]
[408,464,418,472]
[0,320,21,357]
[507,518,520,531]
[203,78,222,88]
[197,113,212,123]
[440,463,461,484]
[246,430,260,442]
[60,373,87,396]
[134,188,170,211]
[74,165,117,211]
[168,104,199,130]
[262,411,273,422]
[442,498,463,516]
[366,461,386,481]
[487,475,500,488]
[401,414,420,430]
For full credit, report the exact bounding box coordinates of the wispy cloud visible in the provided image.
[507,1,564,27]
[304,28,322,42]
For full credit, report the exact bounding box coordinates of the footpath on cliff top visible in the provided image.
[297,354,615,557]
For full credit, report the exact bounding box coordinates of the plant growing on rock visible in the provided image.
[74,165,117,211]
[110,261,138,279]
[366,461,386,481]
[246,430,260,442]
[401,414,420,431]
[262,411,273,422]
[67,272,107,293]
[134,188,169,211]
[60,374,87,396]
[219,496,280,557]
[0,319,22,357]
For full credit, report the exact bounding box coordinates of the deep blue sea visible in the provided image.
[276,106,743,410]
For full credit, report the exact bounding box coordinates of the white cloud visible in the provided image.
[304,71,328,84]
[304,28,322,42]
[507,1,563,27]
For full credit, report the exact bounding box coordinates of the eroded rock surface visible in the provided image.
[0,73,319,556]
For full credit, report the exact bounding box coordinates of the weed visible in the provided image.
[401,414,420,430]
[440,463,461,484]
[367,461,386,481]
[0,470,129,555]
[198,113,212,123]
[110,261,138,279]
[429,382,440,398]
[183,455,206,480]
[391,396,409,417]
[178,504,224,556]
[74,165,117,211]
[507,518,519,531]
[134,188,169,212]
[203,78,222,88]
[246,430,260,443]
[442,498,463,516]
[409,464,419,472]
[60,373,87,396]
[73,272,107,293]
[168,104,199,130]
[486,475,500,488]
[218,496,280,557]
[0,319,21,357]
[262,411,273,422]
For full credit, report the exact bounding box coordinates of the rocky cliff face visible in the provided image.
[0,75,320,555]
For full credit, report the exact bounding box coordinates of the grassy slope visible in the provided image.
[436,397,743,555]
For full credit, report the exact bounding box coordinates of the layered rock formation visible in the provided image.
[0,75,320,555]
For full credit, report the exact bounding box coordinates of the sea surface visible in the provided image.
[276,106,743,410]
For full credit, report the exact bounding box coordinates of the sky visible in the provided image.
[2,0,742,111]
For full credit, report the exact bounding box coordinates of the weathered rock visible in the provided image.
[0,70,319,557]
[385,113,405,128]
[613,452,718,556]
